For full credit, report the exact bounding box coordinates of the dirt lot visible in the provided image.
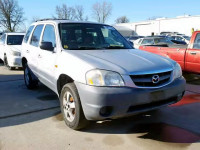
[0,63,200,150]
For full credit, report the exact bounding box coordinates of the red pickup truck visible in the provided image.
[139,31,200,74]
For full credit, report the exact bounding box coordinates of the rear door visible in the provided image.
[28,24,44,75]
[22,25,35,62]
[37,24,57,89]
[185,33,200,73]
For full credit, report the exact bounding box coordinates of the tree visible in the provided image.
[54,4,76,20]
[92,1,112,23]
[115,16,129,23]
[31,16,40,23]
[0,0,25,32]
[75,5,88,21]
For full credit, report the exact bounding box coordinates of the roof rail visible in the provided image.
[35,18,69,22]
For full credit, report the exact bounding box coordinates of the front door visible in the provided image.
[37,24,57,89]
[28,24,44,75]
[185,33,200,73]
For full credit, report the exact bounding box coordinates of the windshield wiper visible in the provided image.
[104,45,125,49]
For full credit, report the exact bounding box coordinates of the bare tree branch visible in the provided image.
[115,16,130,23]
[0,0,25,32]
[54,4,76,20]
[92,1,112,23]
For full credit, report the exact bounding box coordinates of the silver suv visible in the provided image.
[21,19,185,130]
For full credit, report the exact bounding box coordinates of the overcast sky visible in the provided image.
[18,0,200,27]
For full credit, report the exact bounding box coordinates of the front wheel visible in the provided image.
[60,83,89,130]
[24,64,38,89]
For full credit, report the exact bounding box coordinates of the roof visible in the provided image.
[32,19,109,26]
[5,32,25,35]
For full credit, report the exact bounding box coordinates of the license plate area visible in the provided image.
[150,91,165,101]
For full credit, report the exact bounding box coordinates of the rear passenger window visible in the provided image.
[42,25,56,47]
[24,25,34,43]
[30,25,44,47]
[193,33,200,49]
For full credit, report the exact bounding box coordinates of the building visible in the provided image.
[114,15,200,36]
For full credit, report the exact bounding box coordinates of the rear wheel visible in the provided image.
[24,64,38,89]
[4,55,15,70]
[60,83,89,130]
[4,55,8,67]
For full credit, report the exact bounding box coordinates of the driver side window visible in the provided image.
[193,34,200,49]
[42,24,56,48]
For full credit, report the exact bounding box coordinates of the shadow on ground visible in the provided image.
[0,65,200,144]
[0,65,60,128]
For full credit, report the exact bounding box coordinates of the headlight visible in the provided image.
[173,63,182,80]
[10,51,21,56]
[86,70,125,86]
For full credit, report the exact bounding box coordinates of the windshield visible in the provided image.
[58,23,133,50]
[7,35,24,45]
[183,36,191,41]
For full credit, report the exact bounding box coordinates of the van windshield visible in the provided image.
[7,35,24,45]
[58,23,133,50]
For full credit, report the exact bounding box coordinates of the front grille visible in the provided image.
[130,71,172,87]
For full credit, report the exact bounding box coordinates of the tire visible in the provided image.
[24,64,38,89]
[4,55,8,67]
[60,83,89,130]
[8,66,15,70]
[3,55,14,70]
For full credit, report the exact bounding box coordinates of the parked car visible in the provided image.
[21,19,185,130]
[139,31,200,74]
[125,36,144,42]
[155,35,187,45]
[170,35,191,44]
[134,36,181,49]
[0,33,25,69]
[160,32,178,36]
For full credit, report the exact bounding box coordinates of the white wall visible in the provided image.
[115,15,200,36]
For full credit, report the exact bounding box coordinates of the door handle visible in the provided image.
[26,50,30,53]
[38,54,42,58]
[190,52,197,55]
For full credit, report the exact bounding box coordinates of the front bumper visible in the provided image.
[75,77,186,120]
[7,56,22,67]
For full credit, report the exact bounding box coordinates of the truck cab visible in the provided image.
[139,31,200,74]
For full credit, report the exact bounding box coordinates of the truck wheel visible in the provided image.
[24,64,38,89]
[60,83,89,130]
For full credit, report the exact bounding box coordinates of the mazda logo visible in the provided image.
[152,75,160,84]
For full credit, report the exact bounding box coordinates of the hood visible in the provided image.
[7,45,22,52]
[68,49,175,75]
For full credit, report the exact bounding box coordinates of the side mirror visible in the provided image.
[40,42,54,51]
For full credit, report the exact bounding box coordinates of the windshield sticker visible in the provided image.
[64,45,68,49]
